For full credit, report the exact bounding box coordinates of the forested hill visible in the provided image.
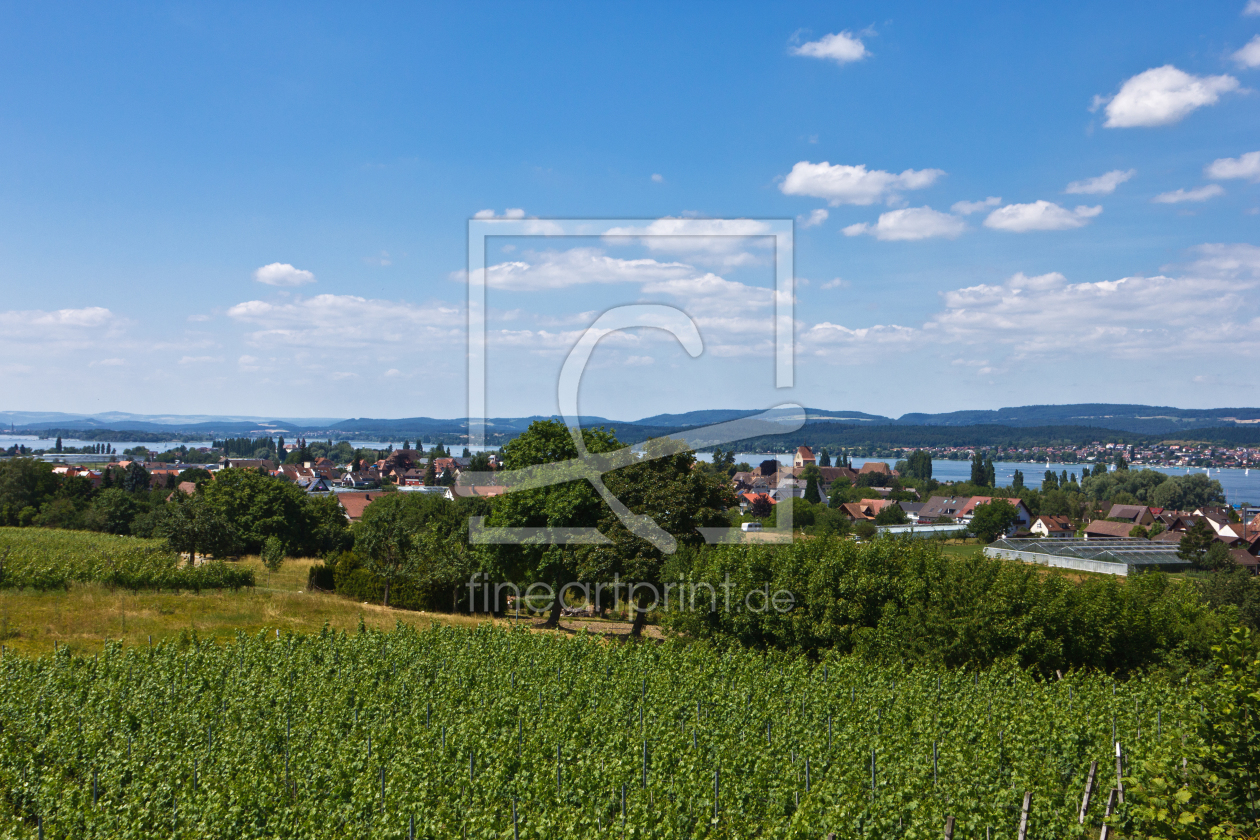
[721,422,1260,453]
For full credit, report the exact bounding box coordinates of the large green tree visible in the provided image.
[969,499,1019,542]
[0,458,60,526]
[484,420,622,626]
[157,493,242,564]
[584,436,735,637]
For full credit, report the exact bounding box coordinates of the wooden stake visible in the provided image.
[1115,742,1124,804]
[1099,788,1117,840]
[1017,791,1032,840]
[1078,760,1097,824]
[944,815,955,840]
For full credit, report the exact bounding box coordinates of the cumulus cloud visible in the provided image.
[983,201,1102,232]
[1152,184,1225,204]
[227,294,460,348]
[1234,34,1260,67]
[253,263,315,287]
[842,206,966,241]
[790,31,869,65]
[799,243,1260,366]
[603,217,774,267]
[821,278,850,290]
[0,306,125,350]
[798,208,829,228]
[1065,169,1136,195]
[473,208,527,219]
[1206,151,1260,181]
[950,197,1001,215]
[779,161,944,206]
[1248,0,1260,15]
[1099,65,1240,128]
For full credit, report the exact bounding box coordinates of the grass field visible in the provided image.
[0,557,496,656]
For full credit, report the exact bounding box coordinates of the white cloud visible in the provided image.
[1248,0,1260,15]
[821,278,849,290]
[843,206,966,241]
[0,306,125,352]
[473,208,527,219]
[1065,169,1136,195]
[1206,150,1260,181]
[790,31,869,65]
[780,161,945,206]
[227,294,460,348]
[1100,65,1240,128]
[1233,34,1260,68]
[363,251,392,267]
[1152,184,1225,203]
[603,217,774,267]
[651,173,664,183]
[983,201,1102,232]
[89,358,125,367]
[624,355,655,366]
[950,197,1001,215]
[253,263,315,287]
[800,244,1260,366]
[178,355,223,365]
[481,248,695,292]
[798,208,829,228]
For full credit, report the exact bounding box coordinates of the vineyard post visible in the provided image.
[642,740,648,788]
[1114,742,1124,804]
[556,745,561,794]
[513,796,519,840]
[410,814,415,840]
[933,741,938,786]
[1098,788,1117,840]
[871,749,876,797]
[714,768,720,821]
[381,766,387,813]
[622,783,626,827]
[1017,791,1031,840]
[944,815,955,840]
[1078,760,1097,824]
[805,756,810,792]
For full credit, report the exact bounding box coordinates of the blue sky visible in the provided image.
[1,2,1258,421]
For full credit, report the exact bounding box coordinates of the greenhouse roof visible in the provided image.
[988,537,1190,566]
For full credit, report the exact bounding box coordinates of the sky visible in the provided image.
[1,1,1258,422]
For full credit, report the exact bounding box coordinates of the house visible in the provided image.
[295,475,333,494]
[738,492,775,513]
[899,502,926,521]
[166,481,198,501]
[1106,504,1155,527]
[1030,515,1074,538]
[840,499,899,521]
[958,497,1032,528]
[337,492,380,522]
[858,461,893,476]
[1083,520,1141,540]
[919,496,967,521]
[794,446,816,468]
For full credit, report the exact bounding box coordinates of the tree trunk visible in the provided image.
[630,589,650,638]
[383,581,390,608]
[542,571,562,628]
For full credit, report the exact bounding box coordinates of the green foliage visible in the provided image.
[261,535,285,573]
[0,459,59,527]
[1178,520,1218,567]
[969,499,1019,543]
[802,465,822,504]
[664,537,1223,673]
[0,526,252,591]
[903,449,933,480]
[0,624,1203,839]
[1082,469,1225,510]
[199,468,348,556]
[873,504,907,525]
[156,494,243,563]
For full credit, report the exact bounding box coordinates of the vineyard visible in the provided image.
[0,623,1200,839]
[0,528,254,592]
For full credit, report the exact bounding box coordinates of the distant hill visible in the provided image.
[895,404,1260,434]
[3,403,1259,442]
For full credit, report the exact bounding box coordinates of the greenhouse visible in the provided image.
[985,537,1192,577]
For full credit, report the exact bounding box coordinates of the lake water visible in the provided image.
[695,452,1260,506]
